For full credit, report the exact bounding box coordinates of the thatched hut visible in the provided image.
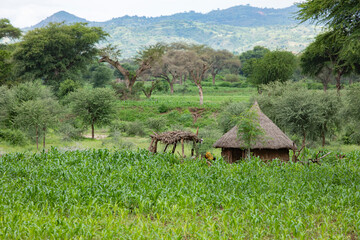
[213,102,296,163]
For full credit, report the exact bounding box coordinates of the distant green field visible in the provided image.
[1,148,359,238]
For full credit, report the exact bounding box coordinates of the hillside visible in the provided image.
[25,5,319,58]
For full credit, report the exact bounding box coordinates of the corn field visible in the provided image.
[0,148,359,239]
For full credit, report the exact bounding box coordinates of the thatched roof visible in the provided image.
[213,102,296,150]
[150,131,201,145]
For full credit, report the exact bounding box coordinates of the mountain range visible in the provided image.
[25,5,320,58]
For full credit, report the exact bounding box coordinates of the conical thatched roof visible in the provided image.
[213,102,296,150]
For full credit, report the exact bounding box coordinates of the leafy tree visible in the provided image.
[218,101,247,133]
[249,50,297,87]
[67,88,116,139]
[257,81,339,148]
[297,0,360,80]
[15,98,61,150]
[239,46,270,76]
[0,81,53,128]
[99,43,165,96]
[236,107,264,160]
[300,31,353,92]
[13,23,106,88]
[0,19,21,86]
[207,49,240,85]
[91,64,113,88]
[185,50,211,105]
[315,91,341,146]
[0,18,21,40]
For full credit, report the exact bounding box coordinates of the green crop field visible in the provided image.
[1,148,359,239]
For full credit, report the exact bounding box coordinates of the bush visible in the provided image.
[0,128,27,145]
[125,121,146,137]
[102,131,135,149]
[224,74,240,83]
[179,114,193,127]
[158,104,169,113]
[109,120,128,134]
[147,117,168,132]
[218,81,232,87]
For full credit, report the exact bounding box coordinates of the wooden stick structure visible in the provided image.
[149,131,201,158]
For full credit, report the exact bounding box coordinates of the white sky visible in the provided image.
[1,0,299,28]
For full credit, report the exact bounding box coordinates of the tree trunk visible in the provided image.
[212,73,216,85]
[323,83,328,92]
[197,84,204,105]
[36,125,39,151]
[349,78,353,85]
[322,123,327,147]
[302,130,306,149]
[170,82,174,94]
[336,71,342,94]
[91,123,95,139]
[43,127,46,149]
[247,148,251,161]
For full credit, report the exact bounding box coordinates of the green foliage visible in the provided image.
[223,74,240,83]
[158,103,169,113]
[15,98,61,148]
[218,101,247,133]
[147,117,168,133]
[249,50,297,86]
[239,46,270,76]
[91,64,113,88]
[0,18,21,40]
[1,148,360,238]
[257,81,341,147]
[13,22,107,88]
[66,88,117,135]
[236,107,265,160]
[57,79,80,98]
[0,128,27,145]
[125,121,146,137]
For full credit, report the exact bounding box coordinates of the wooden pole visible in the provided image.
[154,140,158,153]
[163,144,169,153]
[172,143,177,154]
[181,138,185,158]
[149,138,154,152]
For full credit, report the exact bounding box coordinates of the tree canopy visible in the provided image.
[13,23,107,88]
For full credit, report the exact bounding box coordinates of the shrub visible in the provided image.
[147,117,168,132]
[0,128,27,145]
[224,74,240,83]
[125,121,146,137]
[158,104,169,113]
[109,120,128,134]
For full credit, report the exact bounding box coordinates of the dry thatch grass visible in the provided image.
[150,131,201,145]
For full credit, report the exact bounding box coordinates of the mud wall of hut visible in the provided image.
[221,148,290,163]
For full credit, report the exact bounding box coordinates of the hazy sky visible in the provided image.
[1,0,300,28]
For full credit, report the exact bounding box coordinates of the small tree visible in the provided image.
[15,98,61,150]
[67,88,116,139]
[237,108,264,160]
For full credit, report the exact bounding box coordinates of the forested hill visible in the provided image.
[26,5,319,58]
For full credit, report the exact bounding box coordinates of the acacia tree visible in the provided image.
[13,23,106,88]
[207,49,240,85]
[297,0,360,81]
[301,31,352,93]
[67,88,116,139]
[152,49,190,94]
[99,43,165,95]
[184,51,211,105]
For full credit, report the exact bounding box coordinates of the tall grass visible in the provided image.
[1,148,359,238]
